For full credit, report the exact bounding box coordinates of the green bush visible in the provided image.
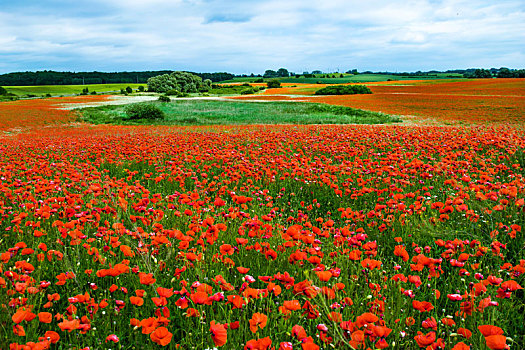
[314,85,372,95]
[240,88,256,95]
[147,71,211,93]
[125,86,133,94]
[124,103,165,120]
[138,86,145,92]
[158,95,171,102]
[165,89,180,96]
[254,78,264,83]
[267,79,281,88]
[0,86,7,95]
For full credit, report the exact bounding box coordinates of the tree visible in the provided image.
[267,80,281,88]
[263,70,278,78]
[138,86,145,92]
[147,71,207,93]
[497,67,513,78]
[276,68,289,77]
[126,86,133,94]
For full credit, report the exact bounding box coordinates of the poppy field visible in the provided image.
[1,81,525,350]
[231,79,525,125]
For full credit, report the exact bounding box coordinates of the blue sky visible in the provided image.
[0,0,523,74]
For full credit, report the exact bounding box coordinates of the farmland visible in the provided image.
[3,84,146,98]
[219,73,464,84]
[0,78,524,350]
[231,79,525,125]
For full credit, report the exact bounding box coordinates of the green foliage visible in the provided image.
[240,87,256,95]
[0,86,7,95]
[276,68,289,77]
[207,85,262,95]
[124,103,165,120]
[138,85,145,92]
[158,95,171,102]
[254,78,264,83]
[315,84,372,95]
[147,71,210,93]
[263,69,277,78]
[125,86,133,94]
[266,80,281,88]
[80,100,400,126]
[80,87,89,95]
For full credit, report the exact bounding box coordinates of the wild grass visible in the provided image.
[4,83,146,97]
[78,99,401,125]
[220,73,465,84]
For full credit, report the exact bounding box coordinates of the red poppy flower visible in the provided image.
[249,313,268,333]
[485,335,507,350]
[210,321,227,347]
[150,327,173,346]
[414,331,436,347]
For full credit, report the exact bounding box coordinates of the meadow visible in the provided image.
[3,84,146,97]
[79,100,400,126]
[219,73,464,84]
[0,78,524,350]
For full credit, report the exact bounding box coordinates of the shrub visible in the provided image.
[126,86,133,94]
[158,95,171,102]
[314,85,372,95]
[124,103,165,120]
[147,71,209,93]
[138,86,145,92]
[254,78,264,83]
[165,89,180,96]
[240,88,256,95]
[267,79,281,88]
[0,86,7,95]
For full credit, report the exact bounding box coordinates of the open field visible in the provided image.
[79,99,400,125]
[3,83,146,97]
[231,79,525,125]
[0,79,524,349]
[220,73,465,84]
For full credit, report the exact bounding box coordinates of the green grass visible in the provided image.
[4,83,146,97]
[79,99,402,125]
[207,85,265,95]
[220,73,465,84]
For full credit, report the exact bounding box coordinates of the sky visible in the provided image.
[0,0,524,74]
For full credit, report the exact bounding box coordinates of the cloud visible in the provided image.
[0,0,523,73]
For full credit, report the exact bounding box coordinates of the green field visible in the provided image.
[79,99,401,125]
[3,83,146,97]
[220,73,464,84]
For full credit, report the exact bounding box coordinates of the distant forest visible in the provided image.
[1,68,523,86]
[0,71,235,86]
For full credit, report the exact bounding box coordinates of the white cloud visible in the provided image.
[0,0,523,73]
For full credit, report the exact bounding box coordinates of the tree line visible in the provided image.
[0,70,234,86]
